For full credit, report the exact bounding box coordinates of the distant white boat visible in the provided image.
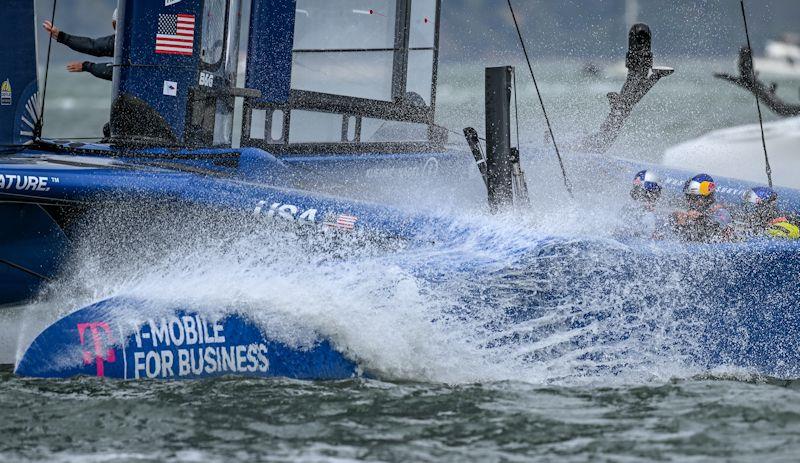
[662,116,800,189]
[753,34,800,78]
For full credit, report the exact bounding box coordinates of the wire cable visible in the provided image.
[0,258,52,282]
[506,0,573,197]
[513,68,520,150]
[35,0,59,140]
[739,0,773,188]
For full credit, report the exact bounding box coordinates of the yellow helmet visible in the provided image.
[767,221,800,239]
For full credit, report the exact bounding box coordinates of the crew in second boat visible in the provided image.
[42,9,116,81]
[669,173,734,242]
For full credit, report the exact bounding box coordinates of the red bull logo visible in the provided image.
[699,181,715,196]
[77,322,116,377]
[687,179,715,197]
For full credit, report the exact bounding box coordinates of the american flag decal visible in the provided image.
[324,213,358,231]
[155,14,195,56]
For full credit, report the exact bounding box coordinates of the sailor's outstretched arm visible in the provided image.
[82,62,113,81]
[56,32,115,58]
[65,60,113,81]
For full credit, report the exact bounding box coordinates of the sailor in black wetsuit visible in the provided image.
[42,9,116,81]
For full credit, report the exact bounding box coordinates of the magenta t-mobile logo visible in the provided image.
[77,322,116,377]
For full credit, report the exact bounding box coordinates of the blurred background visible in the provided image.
[37,0,800,61]
[33,0,800,163]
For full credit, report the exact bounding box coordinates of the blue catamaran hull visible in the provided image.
[3,0,799,382]
[2,145,799,380]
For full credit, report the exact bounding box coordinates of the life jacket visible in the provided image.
[767,217,800,239]
[670,205,733,242]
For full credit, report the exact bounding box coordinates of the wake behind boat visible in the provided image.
[2,0,800,382]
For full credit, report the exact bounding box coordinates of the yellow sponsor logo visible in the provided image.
[0,79,11,106]
[768,222,800,239]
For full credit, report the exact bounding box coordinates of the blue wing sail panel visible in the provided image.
[246,0,296,104]
[0,0,38,147]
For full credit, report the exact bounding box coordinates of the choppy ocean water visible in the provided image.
[3,60,800,462]
[4,373,800,462]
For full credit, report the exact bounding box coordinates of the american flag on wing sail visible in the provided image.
[324,213,358,231]
[155,14,195,56]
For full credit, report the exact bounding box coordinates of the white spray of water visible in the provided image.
[15,151,760,385]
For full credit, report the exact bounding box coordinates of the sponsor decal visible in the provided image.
[698,181,715,196]
[78,322,116,377]
[423,157,440,175]
[252,201,357,231]
[253,201,318,224]
[364,159,442,179]
[0,174,57,192]
[14,299,360,380]
[717,186,745,195]
[76,316,270,379]
[19,92,40,143]
[163,80,178,96]
[1,79,11,106]
[663,177,746,197]
[165,0,182,5]
[130,315,269,379]
[324,212,358,231]
[155,14,195,55]
[199,71,214,88]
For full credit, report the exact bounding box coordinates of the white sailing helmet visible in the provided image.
[112,8,118,22]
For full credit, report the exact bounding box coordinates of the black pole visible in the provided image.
[740,0,773,188]
[463,127,488,188]
[485,66,514,212]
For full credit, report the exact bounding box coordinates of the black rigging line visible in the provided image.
[513,69,520,150]
[739,0,773,188]
[506,0,573,197]
[35,0,59,140]
[0,258,52,282]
